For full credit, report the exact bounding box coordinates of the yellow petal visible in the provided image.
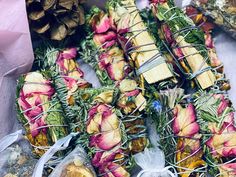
[101,113,120,132]
[119,79,137,93]
[87,113,102,134]
[94,91,114,104]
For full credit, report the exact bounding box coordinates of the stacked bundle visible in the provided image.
[82,8,148,154]
[80,1,235,175]
[33,41,148,175]
[17,48,99,176]
[192,0,236,39]
[185,5,230,91]
[82,8,132,86]
[17,72,67,156]
[151,0,219,90]
[194,92,236,176]
[151,88,207,176]
[149,89,236,176]
[37,47,91,132]
[106,0,177,89]
[85,89,130,176]
[60,86,146,176]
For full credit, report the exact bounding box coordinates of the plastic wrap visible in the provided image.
[0,131,37,177]
[33,133,78,177]
[49,145,96,177]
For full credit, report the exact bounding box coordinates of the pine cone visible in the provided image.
[26,0,86,41]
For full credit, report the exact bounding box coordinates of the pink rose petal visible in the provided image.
[173,104,199,137]
[92,146,122,167]
[93,31,117,47]
[99,162,130,177]
[90,129,122,151]
[92,13,111,34]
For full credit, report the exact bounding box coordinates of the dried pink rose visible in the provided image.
[124,90,140,97]
[86,104,114,134]
[21,72,54,97]
[98,52,110,70]
[98,47,130,81]
[205,33,214,49]
[87,103,122,150]
[89,128,122,151]
[173,104,200,137]
[93,31,117,48]
[57,48,77,60]
[90,12,111,34]
[100,113,120,132]
[206,123,236,157]
[99,162,130,177]
[173,47,184,59]
[213,94,230,116]
[88,104,112,119]
[56,48,89,91]
[219,163,236,177]
[18,72,54,137]
[162,24,174,44]
[117,13,130,34]
[162,24,184,59]
[92,146,122,167]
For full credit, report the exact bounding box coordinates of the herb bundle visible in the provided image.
[16,72,68,156]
